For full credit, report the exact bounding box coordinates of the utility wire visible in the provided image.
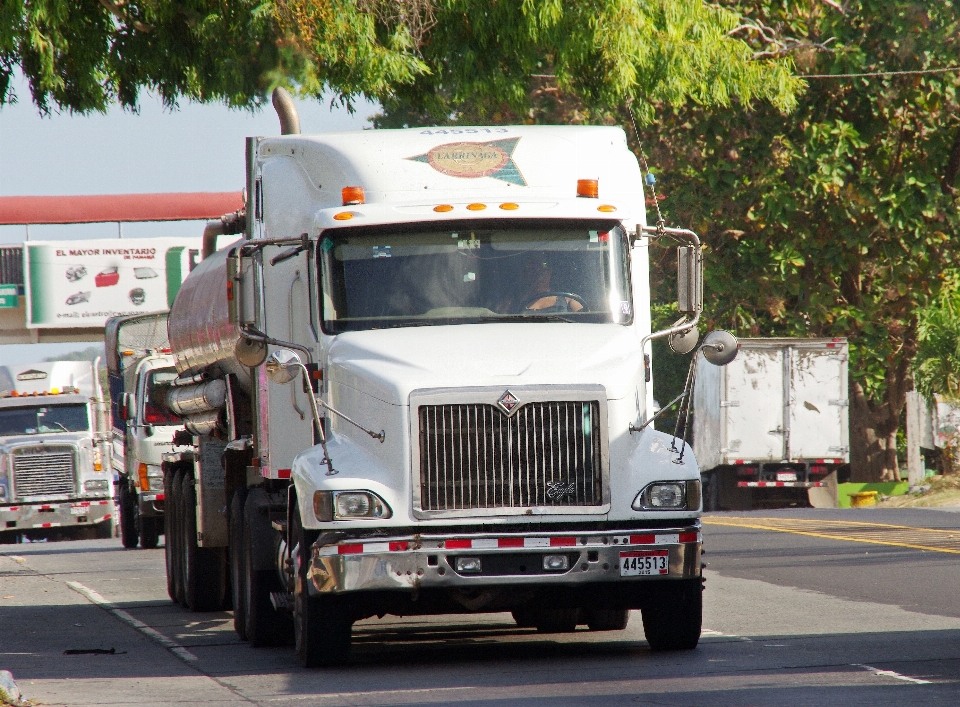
[804,66,960,79]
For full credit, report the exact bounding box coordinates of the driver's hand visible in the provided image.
[526,296,584,312]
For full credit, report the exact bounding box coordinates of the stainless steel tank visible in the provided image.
[167,241,253,391]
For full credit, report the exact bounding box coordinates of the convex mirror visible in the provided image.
[265,348,302,384]
[701,330,739,366]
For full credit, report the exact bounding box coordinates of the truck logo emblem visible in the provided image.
[16,369,47,381]
[497,390,520,413]
[407,138,527,186]
[546,481,576,501]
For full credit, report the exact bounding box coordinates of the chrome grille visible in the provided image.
[12,447,76,498]
[418,401,602,511]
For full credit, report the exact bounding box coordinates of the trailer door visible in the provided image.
[789,343,849,461]
[722,347,786,462]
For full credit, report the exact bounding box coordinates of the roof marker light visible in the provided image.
[341,186,365,205]
[466,203,486,211]
[434,204,454,212]
[333,212,354,221]
[577,179,599,198]
[597,204,617,213]
[499,203,519,210]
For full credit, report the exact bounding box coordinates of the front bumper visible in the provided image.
[308,526,702,595]
[138,491,165,517]
[0,499,114,532]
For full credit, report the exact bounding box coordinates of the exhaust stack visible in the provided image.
[272,87,301,135]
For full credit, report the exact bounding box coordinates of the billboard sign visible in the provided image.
[0,284,17,309]
[24,238,202,328]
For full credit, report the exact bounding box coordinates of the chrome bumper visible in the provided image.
[138,491,165,517]
[0,499,114,532]
[308,527,702,595]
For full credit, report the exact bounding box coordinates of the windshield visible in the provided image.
[0,404,90,435]
[319,220,632,333]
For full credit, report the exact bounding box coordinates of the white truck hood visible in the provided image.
[0,432,91,451]
[327,323,642,406]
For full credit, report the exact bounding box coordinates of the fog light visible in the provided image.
[455,557,482,573]
[542,554,569,571]
[84,479,109,492]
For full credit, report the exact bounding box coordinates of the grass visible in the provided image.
[875,473,960,508]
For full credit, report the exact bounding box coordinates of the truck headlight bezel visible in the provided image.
[313,490,392,521]
[632,480,701,511]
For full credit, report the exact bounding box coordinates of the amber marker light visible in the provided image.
[434,204,454,212]
[597,204,617,213]
[577,179,599,198]
[333,212,354,221]
[499,203,519,210]
[466,203,487,211]
[341,186,365,205]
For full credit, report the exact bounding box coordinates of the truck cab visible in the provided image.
[0,362,114,542]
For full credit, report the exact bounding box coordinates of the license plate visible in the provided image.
[619,550,669,576]
[70,506,87,515]
[776,471,798,482]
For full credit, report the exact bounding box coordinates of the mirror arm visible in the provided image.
[629,390,687,433]
[239,325,314,366]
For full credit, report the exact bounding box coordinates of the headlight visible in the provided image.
[632,480,701,510]
[313,490,392,521]
[84,479,109,492]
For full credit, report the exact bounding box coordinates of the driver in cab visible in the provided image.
[497,253,585,314]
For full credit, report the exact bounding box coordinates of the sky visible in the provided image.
[0,76,376,364]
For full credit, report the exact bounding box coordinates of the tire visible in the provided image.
[181,473,229,611]
[293,504,352,667]
[585,608,630,632]
[119,481,139,549]
[171,468,186,607]
[230,488,249,639]
[243,488,293,646]
[164,468,178,602]
[511,608,537,628]
[533,609,580,633]
[640,578,703,651]
[139,515,160,549]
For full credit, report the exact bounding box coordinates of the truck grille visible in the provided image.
[418,401,602,511]
[12,447,77,498]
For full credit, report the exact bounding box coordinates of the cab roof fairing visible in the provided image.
[254,125,647,215]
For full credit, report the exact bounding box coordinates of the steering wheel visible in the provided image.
[519,291,587,313]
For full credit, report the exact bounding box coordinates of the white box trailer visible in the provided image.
[693,338,849,510]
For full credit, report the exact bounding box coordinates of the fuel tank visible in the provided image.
[168,241,252,391]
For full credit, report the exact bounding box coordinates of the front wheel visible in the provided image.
[293,504,352,667]
[119,481,139,549]
[640,578,703,651]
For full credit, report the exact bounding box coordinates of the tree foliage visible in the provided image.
[645,0,960,480]
[914,272,960,402]
[1,0,801,119]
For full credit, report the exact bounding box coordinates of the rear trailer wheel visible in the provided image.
[230,488,249,640]
[243,488,293,646]
[640,578,703,651]
[293,504,352,667]
[585,608,630,632]
[164,471,177,600]
[181,473,229,611]
[119,482,139,549]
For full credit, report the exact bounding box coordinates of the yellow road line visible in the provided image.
[703,516,960,555]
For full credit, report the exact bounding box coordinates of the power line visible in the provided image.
[804,66,960,79]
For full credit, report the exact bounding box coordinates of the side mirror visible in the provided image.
[668,320,699,355]
[701,330,739,366]
[677,246,702,314]
[265,349,302,385]
[122,392,135,421]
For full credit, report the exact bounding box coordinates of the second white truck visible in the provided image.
[694,338,850,510]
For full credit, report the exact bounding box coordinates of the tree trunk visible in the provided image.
[849,379,904,483]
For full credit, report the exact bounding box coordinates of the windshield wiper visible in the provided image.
[479,314,574,323]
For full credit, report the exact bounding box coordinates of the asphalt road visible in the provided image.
[2,507,960,706]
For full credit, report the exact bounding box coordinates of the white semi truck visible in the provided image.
[0,361,114,542]
[105,312,186,549]
[159,91,736,666]
[693,338,850,510]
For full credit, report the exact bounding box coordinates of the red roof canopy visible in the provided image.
[0,192,243,225]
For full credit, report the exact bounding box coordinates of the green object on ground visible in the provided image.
[837,482,909,508]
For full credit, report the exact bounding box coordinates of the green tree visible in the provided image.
[914,272,960,402]
[645,0,960,481]
[2,1,801,118]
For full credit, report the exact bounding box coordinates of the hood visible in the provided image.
[327,323,643,406]
[0,432,91,451]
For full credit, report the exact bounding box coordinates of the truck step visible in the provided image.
[270,591,294,614]
[271,520,287,533]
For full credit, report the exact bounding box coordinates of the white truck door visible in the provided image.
[789,343,849,460]
[722,346,785,462]
[257,244,317,479]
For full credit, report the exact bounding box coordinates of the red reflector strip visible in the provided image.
[738,481,828,488]
[549,537,577,547]
[277,468,292,479]
[446,539,472,549]
[103,514,112,520]
[39,522,61,528]
[155,494,165,501]
[72,502,91,508]
[498,537,524,548]
[630,534,656,544]
[337,544,364,555]
[4,507,19,512]
[39,505,52,511]
[389,541,409,552]
[679,532,699,543]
